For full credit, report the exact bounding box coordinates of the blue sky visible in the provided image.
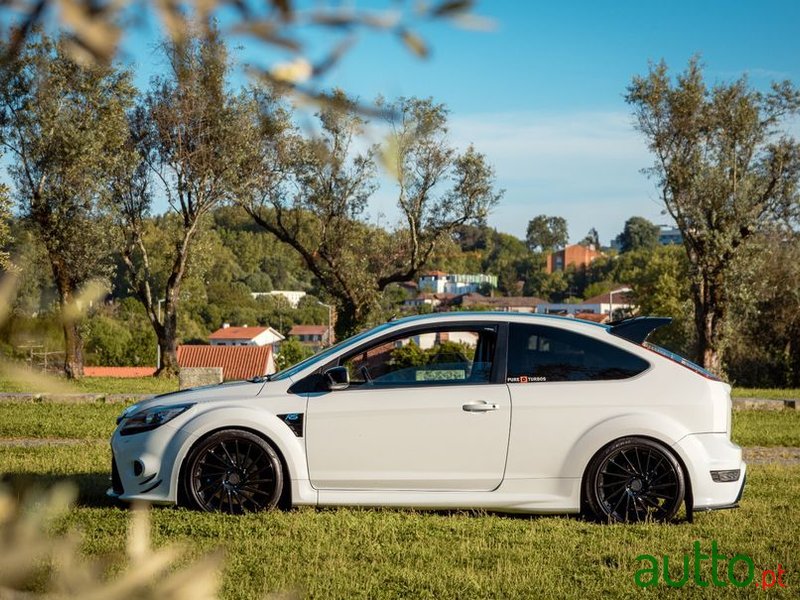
[118,1,800,243]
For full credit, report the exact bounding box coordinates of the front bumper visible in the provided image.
[108,422,194,504]
[673,433,747,510]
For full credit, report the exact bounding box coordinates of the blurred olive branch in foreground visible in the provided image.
[0,484,238,599]
[0,0,494,112]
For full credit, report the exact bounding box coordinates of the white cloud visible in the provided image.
[446,110,665,243]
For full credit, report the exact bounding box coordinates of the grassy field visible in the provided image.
[0,374,178,395]
[1,401,799,598]
[1,401,798,446]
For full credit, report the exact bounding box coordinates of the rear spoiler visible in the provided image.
[608,316,672,344]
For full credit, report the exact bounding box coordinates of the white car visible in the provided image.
[109,312,745,522]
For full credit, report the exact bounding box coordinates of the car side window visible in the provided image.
[340,328,496,386]
[507,323,649,382]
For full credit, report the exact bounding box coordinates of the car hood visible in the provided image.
[120,380,266,417]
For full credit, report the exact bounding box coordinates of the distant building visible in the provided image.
[454,293,547,314]
[208,324,284,347]
[546,244,602,274]
[537,287,635,317]
[658,225,683,246]
[289,324,332,347]
[403,292,456,310]
[251,290,307,308]
[418,271,498,295]
[177,345,276,380]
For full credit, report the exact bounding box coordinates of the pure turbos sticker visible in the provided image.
[507,376,547,383]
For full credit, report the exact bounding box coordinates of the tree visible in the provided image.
[112,30,257,375]
[240,94,501,338]
[525,215,568,252]
[0,184,13,272]
[579,227,600,248]
[627,58,800,373]
[275,338,315,371]
[0,35,134,378]
[616,216,660,253]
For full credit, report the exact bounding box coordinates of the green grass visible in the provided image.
[0,442,798,599]
[0,402,798,597]
[0,375,178,395]
[732,387,800,400]
[0,402,130,440]
[2,402,799,449]
[731,410,800,447]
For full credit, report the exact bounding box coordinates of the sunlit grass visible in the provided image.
[1,402,799,448]
[0,375,177,395]
[0,442,797,599]
[732,387,800,400]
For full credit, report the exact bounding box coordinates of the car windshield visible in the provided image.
[269,321,400,382]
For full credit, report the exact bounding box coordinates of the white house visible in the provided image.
[251,290,307,308]
[536,287,635,318]
[418,271,498,295]
[208,324,285,347]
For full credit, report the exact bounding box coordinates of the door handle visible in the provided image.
[462,401,499,413]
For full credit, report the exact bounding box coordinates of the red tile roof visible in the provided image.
[573,312,610,323]
[208,326,269,340]
[289,325,328,336]
[84,366,157,378]
[177,345,272,380]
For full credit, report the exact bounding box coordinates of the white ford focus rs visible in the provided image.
[109,312,745,522]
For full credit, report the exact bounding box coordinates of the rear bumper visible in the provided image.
[672,433,746,510]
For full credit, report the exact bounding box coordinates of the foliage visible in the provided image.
[526,215,568,252]
[723,228,800,387]
[0,184,13,271]
[113,29,259,375]
[275,338,315,371]
[612,245,694,355]
[0,485,224,599]
[0,34,135,378]
[241,93,501,338]
[627,58,800,373]
[0,0,486,114]
[615,216,660,253]
[579,227,600,248]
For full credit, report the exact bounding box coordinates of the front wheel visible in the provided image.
[583,437,685,523]
[183,430,284,514]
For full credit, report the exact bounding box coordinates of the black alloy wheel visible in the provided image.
[584,436,685,523]
[184,430,284,514]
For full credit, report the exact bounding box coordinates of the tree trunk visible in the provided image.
[691,274,725,375]
[62,319,85,379]
[51,263,85,379]
[155,308,179,377]
[788,320,800,388]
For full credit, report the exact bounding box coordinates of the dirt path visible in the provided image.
[742,446,800,466]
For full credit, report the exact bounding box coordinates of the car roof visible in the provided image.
[384,311,610,331]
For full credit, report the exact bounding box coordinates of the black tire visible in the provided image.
[583,436,685,523]
[183,429,284,514]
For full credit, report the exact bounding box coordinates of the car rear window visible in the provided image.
[507,323,650,382]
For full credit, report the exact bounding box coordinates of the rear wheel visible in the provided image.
[583,436,685,523]
[184,430,284,514]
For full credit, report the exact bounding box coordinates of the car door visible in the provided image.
[502,321,652,480]
[305,324,511,492]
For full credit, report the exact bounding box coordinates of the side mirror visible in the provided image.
[324,366,350,391]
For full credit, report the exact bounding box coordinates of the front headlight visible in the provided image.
[119,404,195,436]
